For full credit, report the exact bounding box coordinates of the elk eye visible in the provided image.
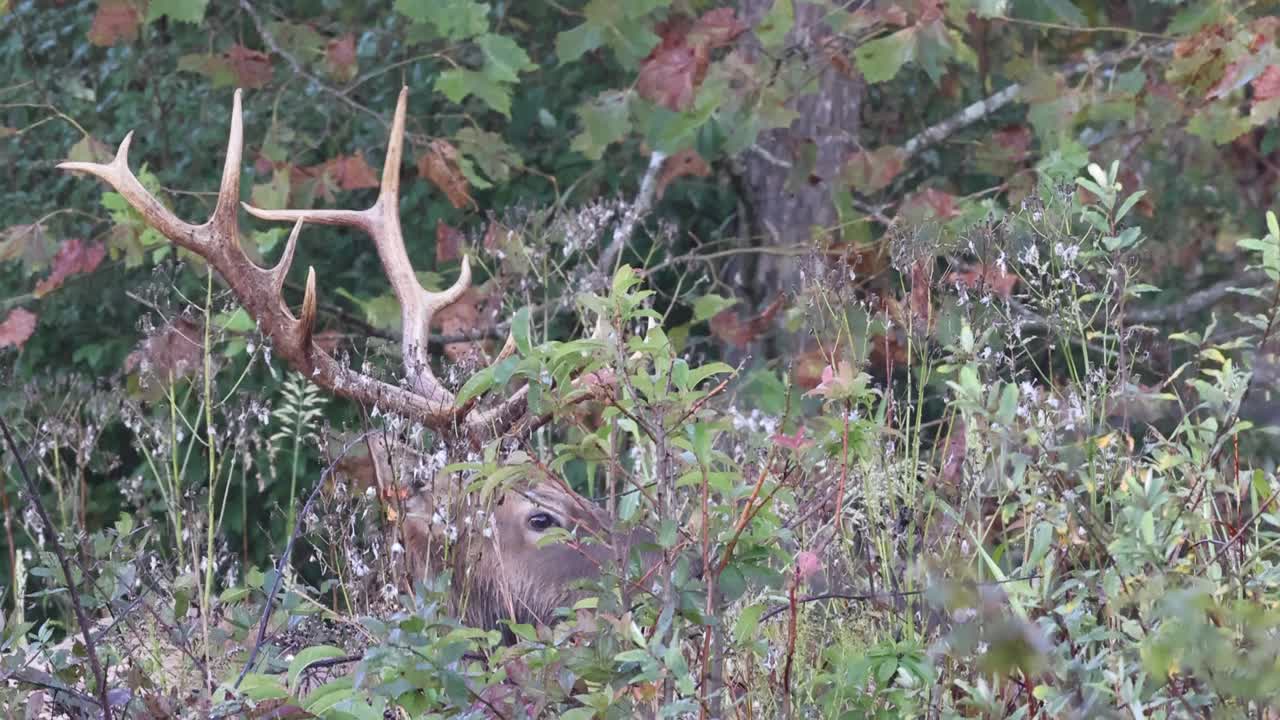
[527,512,560,532]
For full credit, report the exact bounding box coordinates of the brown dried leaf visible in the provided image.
[124,316,203,382]
[432,287,495,363]
[843,146,905,193]
[0,223,51,268]
[436,220,464,264]
[34,239,106,297]
[88,0,140,47]
[908,259,933,332]
[656,148,711,200]
[0,308,36,350]
[690,8,747,49]
[638,38,709,112]
[710,296,783,348]
[327,152,379,191]
[899,188,959,223]
[417,140,474,210]
[226,44,274,89]
[325,34,358,83]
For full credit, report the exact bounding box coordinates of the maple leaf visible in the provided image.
[709,296,783,348]
[638,9,744,112]
[417,140,475,210]
[771,427,810,451]
[226,44,273,89]
[655,148,710,200]
[0,308,37,350]
[436,220,464,264]
[34,239,106,297]
[1254,65,1280,102]
[88,0,140,47]
[325,34,358,83]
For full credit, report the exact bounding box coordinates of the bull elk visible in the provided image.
[60,88,654,631]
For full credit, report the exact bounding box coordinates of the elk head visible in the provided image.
[60,88,649,631]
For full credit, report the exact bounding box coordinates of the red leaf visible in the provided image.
[325,34,358,83]
[638,39,709,112]
[710,296,783,348]
[1254,65,1280,102]
[656,148,711,200]
[0,308,37,350]
[226,44,273,89]
[87,0,140,47]
[992,126,1032,161]
[436,220,464,265]
[794,550,822,581]
[771,427,810,451]
[35,239,106,297]
[690,8,747,49]
[417,140,475,210]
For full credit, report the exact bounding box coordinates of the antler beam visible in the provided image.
[59,89,523,440]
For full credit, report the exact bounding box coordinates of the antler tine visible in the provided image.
[60,88,476,431]
[244,86,467,407]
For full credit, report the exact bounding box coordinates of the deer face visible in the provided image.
[400,478,647,631]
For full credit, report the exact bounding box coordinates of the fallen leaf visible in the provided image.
[34,239,106,297]
[436,220,464,264]
[0,308,36,350]
[87,0,140,46]
[710,296,783,348]
[325,34,358,83]
[655,148,711,199]
[226,44,273,89]
[417,140,474,210]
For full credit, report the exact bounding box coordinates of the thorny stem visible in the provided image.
[0,419,112,720]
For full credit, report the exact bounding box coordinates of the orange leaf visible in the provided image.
[328,152,379,191]
[87,0,140,47]
[34,239,106,297]
[656,148,711,200]
[843,146,905,193]
[417,140,475,210]
[690,8,747,49]
[946,263,1018,298]
[0,308,37,350]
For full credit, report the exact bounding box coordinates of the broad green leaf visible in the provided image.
[288,645,346,691]
[693,294,739,323]
[437,68,512,117]
[237,673,289,701]
[478,34,535,83]
[855,28,917,84]
[557,21,605,64]
[755,0,793,50]
[512,306,532,356]
[733,603,765,644]
[395,0,489,40]
[571,91,632,159]
[146,0,207,24]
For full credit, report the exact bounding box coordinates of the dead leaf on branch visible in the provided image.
[655,149,711,200]
[843,146,906,194]
[226,45,274,89]
[34,238,106,297]
[710,296,783,348]
[436,220,464,265]
[0,308,37,350]
[638,8,746,112]
[87,0,140,47]
[1255,65,1280,102]
[417,140,475,210]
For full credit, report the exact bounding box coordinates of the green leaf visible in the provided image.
[146,0,208,24]
[693,294,738,323]
[755,0,794,50]
[571,91,633,160]
[733,603,765,644]
[437,68,512,117]
[395,0,490,40]
[557,21,605,64]
[478,34,535,83]
[854,28,917,84]
[288,645,346,691]
[237,673,289,701]
[512,306,532,356]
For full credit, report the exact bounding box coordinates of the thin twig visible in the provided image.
[0,419,112,720]
[759,573,1042,622]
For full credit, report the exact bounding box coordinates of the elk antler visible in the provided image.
[59,88,525,441]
